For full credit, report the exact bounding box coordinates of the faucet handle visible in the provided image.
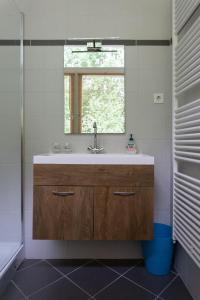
[87,146,104,154]
[97,147,104,153]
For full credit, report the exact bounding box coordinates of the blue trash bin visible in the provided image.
[142,223,174,276]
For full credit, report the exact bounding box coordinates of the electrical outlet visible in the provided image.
[154,93,164,104]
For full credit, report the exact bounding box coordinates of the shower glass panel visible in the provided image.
[0,2,23,272]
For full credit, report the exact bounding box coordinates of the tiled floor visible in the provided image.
[1,259,193,300]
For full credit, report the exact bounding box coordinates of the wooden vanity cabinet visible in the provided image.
[33,164,154,240]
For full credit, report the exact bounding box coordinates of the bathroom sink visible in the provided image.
[33,153,154,165]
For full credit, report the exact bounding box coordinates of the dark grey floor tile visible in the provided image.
[1,282,25,300]
[124,264,176,295]
[17,259,41,271]
[97,259,142,274]
[68,261,119,295]
[47,259,90,275]
[171,266,177,274]
[13,260,62,296]
[160,276,193,300]
[29,277,89,300]
[96,277,155,300]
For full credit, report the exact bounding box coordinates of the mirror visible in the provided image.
[64,43,125,134]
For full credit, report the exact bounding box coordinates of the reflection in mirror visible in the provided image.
[64,44,125,134]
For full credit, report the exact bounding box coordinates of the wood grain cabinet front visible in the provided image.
[94,187,153,240]
[33,164,154,240]
[33,186,93,240]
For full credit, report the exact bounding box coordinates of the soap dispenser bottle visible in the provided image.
[127,134,137,154]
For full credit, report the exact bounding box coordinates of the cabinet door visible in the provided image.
[33,186,93,240]
[94,187,153,240]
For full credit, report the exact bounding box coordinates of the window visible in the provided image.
[64,45,125,134]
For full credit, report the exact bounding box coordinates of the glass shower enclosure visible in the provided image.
[0,1,23,275]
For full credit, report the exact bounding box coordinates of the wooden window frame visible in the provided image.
[64,73,75,133]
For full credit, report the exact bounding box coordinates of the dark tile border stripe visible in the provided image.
[23,40,30,46]
[0,40,20,46]
[30,40,66,46]
[0,39,171,46]
[136,40,170,46]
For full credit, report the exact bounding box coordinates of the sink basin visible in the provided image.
[33,153,154,165]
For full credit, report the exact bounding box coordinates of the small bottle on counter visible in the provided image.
[63,142,72,153]
[51,142,61,153]
[127,134,137,154]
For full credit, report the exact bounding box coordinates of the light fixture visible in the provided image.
[72,40,117,53]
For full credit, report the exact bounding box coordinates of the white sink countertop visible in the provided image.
[33,153,154,165]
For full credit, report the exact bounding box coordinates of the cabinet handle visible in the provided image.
[113,192,136,196]
[52,191,74,197]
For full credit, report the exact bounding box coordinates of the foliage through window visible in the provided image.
[64,45,125,134]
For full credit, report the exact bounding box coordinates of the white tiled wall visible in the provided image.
[0,0,21,39]
[16,0,172,40]
[0,46,22,242]
[0,0,22,245]
[23,44,172,258]
[12,0,173,258]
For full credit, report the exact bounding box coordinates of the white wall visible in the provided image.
[0,1,22,243]
[23,45,172,258]
[19,0,172,258]
[16,0,172,39]
[0,0,21,39]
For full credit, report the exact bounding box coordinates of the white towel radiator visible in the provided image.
[173,0,200,269]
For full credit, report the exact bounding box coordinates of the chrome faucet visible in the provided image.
[88,122,104,154]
